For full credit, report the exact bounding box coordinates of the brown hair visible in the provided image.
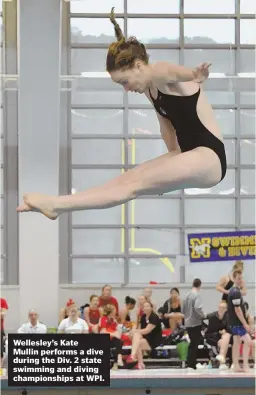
[101,284,111,292]
[106,7,149,72]
[232,260,244,272]
[138,294,146,304]
[144,301,153,309]
[233,270,242,279]
[103,304,115,316]
[90,295,99,302]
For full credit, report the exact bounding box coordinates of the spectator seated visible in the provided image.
[18,310,47,334]
[203,302,233,368]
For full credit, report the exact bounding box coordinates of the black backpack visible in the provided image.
[164,325,187,345]
[79,303,89,318]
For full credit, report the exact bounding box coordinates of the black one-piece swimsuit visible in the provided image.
[149,87,227,181]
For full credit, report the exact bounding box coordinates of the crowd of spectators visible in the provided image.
[0,261,255,372]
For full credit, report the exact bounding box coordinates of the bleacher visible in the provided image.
[121,343,212,367]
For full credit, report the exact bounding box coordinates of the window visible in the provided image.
[127,139,168,165]
[127,1,180,14]
[129,228,180,255]
[128,92,152,106]
[72,139,123,165]
[147,49,179,65]
[184,50,235,74]
[214,110,236,137]
[240,139,256,165]
[128,19,180,44]
[129,257,180,284]
[71,49,107,74]
[72,168,122,189]
[184,199,236,225]
[224,139,236,165]
[184,20,235,44]
[68,2,255,285]
[240,0,256,14]
[72,229,123,255]
[71,78,123,106]
[72,258,124,284]
[71,18,124,44]
[128,199,181,225]
[128,109,160,136]
[240,20,256,45]
[240,50,256,73]
[240,110,256,137]
[240,169,255,195]
[241,199,255,226]
[70,0,124,13]
[240,92,255,106]
[72,206,122,226]
[184,0,235,14]
[72,109,124,136]
[205,92,235,106]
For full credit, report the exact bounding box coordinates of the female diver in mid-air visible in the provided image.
[17,8,227,220]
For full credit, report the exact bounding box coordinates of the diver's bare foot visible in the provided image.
[16,193,58,220]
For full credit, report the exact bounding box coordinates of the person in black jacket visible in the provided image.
[126,301,162,369]
[204,300,232,367]
[161,288,184,330]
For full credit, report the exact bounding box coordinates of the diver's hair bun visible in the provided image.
[106,8,149,72]
[232,260,244,271]
[110,7,125,44]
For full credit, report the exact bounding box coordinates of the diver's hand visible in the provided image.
[193,62,211,83]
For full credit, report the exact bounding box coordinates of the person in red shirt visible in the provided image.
[84,295,103,333]
[99,285,119,316]
[99,304,124,369]
[0,298,8,367]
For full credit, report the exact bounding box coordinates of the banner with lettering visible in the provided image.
[187,230,256,263]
